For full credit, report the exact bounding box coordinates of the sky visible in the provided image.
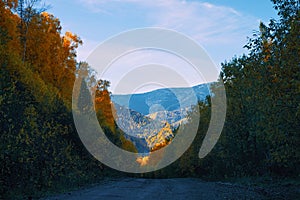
[45,0,278,94]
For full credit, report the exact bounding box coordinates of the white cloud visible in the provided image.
[77,0,259,66]
[142,1,254,45]
[100,49,210,94]
[73,0,261,94]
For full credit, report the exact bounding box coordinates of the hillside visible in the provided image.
[111,83,210,115]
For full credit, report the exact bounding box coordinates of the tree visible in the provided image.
[77,79,93,114]
[218,0,300,176]
[97,79,111,91]
[17,0,48,61]
[0,3,106,198]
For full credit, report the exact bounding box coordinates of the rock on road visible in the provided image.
[44,178,267,200]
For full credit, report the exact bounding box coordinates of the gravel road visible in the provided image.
[43,178,269,200]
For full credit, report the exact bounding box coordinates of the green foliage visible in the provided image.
[1,1,299,198]
[144,0,299,180]
[218,0,299,177]
[179,0,299,179]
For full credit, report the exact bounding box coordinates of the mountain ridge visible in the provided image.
[111,82,211,116]
[110,83,212,153]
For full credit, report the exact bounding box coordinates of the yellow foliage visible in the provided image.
[136,156,150,166]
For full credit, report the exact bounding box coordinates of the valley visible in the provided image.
[111,83,211,153]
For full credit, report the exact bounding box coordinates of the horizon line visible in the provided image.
[111,82,213,96]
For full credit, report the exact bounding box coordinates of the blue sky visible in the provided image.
[45,0,278,93]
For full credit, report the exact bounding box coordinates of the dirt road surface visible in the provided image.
[43,178,271,200]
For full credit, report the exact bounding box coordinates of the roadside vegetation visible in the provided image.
[0,0,298,199]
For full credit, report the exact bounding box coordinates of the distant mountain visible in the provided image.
[111,83,211,153]
[146,109,189,126]
[111,83,211,116]
[113,103,188,153]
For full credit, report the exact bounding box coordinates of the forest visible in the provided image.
[0,0,299,199]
